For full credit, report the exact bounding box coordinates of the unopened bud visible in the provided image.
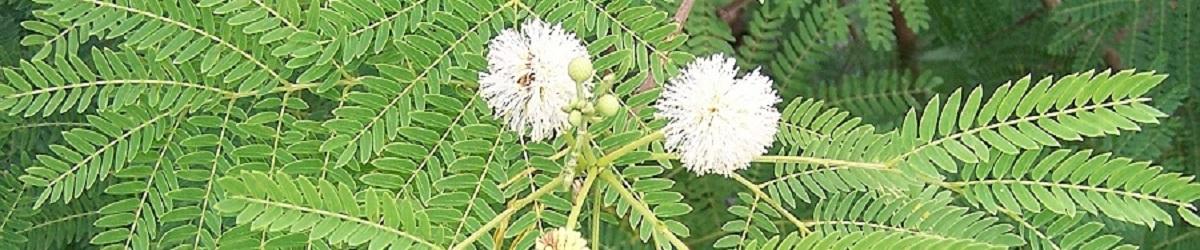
[568,57,594,83]
[568,111,582,127]
[596,94,619,117]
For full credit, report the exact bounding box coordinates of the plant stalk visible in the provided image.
[730,173,810,235]
[599,169,689,249]
[566,167,601,229]
[595,130,666,167]
[452,176,565,250]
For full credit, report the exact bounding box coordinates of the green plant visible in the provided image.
[1,0,1198,249]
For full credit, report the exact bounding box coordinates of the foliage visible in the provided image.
[0,0,1198,249]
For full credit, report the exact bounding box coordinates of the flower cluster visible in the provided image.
[478,19,591,141]
[655,54,781,176]
[480,20,780,176]
[535,228,588,250]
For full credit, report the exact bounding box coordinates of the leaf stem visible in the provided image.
[237,196,441,249]
[752,155,889,169]
[730,173,810,235]
[948,179,1196,210]
[595,130,665,167]
[599,169,689,249]
[887,97,1152,166]
[591,186,601,250]
[452,176,565,250]
[566,168,601,229]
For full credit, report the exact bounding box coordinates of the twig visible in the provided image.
[452,177,566,250]
[565,168,601,229]
[673,0,696,33]
[983,0,1059,44]
[1042,0,1061,9]
[718,0,754,25]
[730,173,810,235]
[599,170,690,249]
[890,0,919,74]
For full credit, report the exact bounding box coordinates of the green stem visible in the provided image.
[650,152,675,161]
[591,186,601,250]
[452,176,565,250]
[237,196,442,249]
[566,168,601,229]
[730,173,810,235]
[595,130,666,167]
[643,154,888,170]
[599,169,689,249]
[752,155,888,169]
[949,179,1194,209]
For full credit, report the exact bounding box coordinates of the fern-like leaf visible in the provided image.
[889,69,1167,178]
[799,70,942,126]
[215,171,443,249]
[953,148,1200,228]
[809,189,1025,248]
[0,49,233,116]
[19,106,175,208]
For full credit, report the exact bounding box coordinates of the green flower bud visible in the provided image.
[568,111,582,127]
[596,73,616,95]
[568,57,593,83]
[581,103,595,115]
[596,94,619,117]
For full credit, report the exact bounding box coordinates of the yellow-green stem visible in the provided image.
[730,173,810,235]
[591,186,601,250]
[752,155,888,169]
[599,169,689,249]
[566,168,601,229]
[595,130,665,167]
[452,176,565,250]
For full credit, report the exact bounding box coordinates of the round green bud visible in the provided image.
[568,57,594,83]
[581,103,595,115]
[596,94,620,117]
[596,73,616,95]
[568,111,582,127]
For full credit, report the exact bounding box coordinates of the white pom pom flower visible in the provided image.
[479,19,590,141]
[655,54,781,176]
[535,228,588,250]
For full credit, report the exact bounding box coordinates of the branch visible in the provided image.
[984,0,1059,43]
[730,173,810,235]
[673,0,696,33]
[595,130,665,167]
[599,169,689,249]
[718,0,754,25]
[566,168,601,229]
[1043,0,1061,9]
[753,155,889,170]
[890,0,919,74]
[452,176,566,250]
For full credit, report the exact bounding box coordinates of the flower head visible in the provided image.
[655,54,781,176]
[479,19,591,141]
[535,228,588,250]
